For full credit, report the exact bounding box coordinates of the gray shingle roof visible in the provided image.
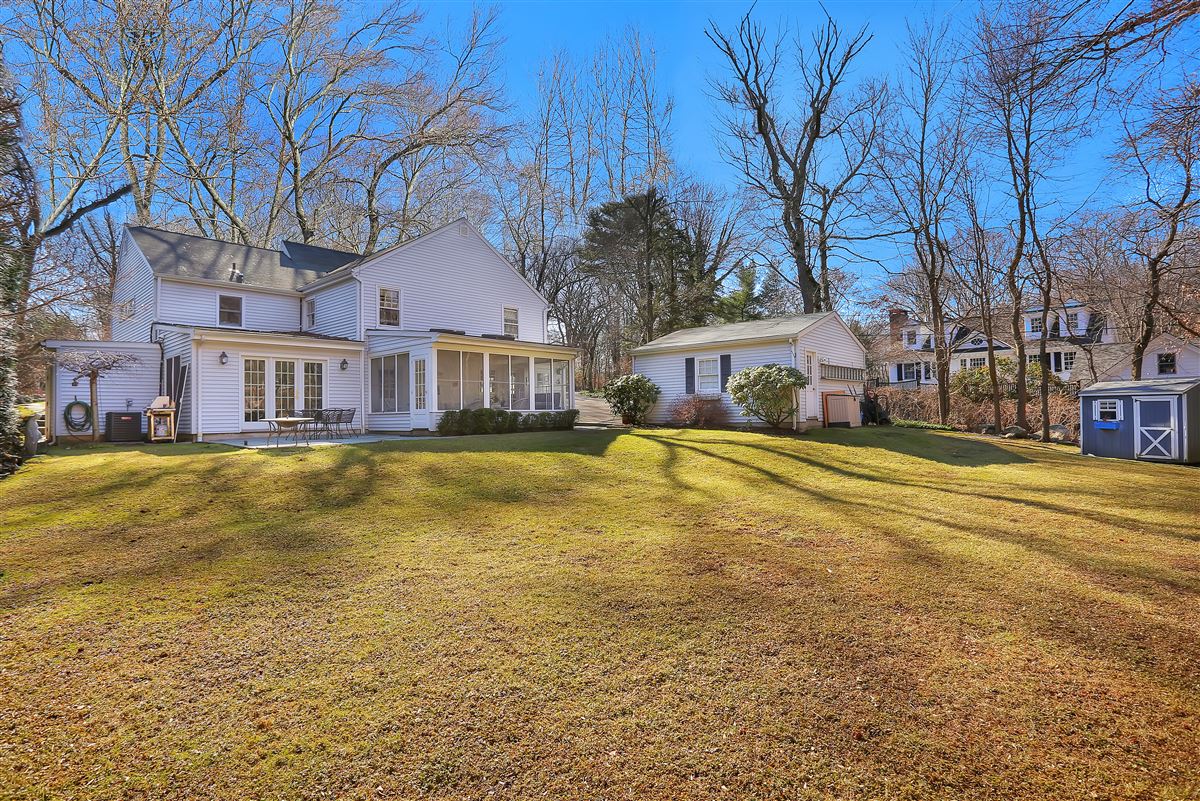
[632,312,837,354]
[127,227,359,291]
[1079,377,1200,395]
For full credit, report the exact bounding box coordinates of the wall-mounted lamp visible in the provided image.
[219,351,229,365]
[339,358,349,371]
[71,378,79,387]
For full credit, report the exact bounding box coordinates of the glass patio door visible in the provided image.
[242,357,306,431]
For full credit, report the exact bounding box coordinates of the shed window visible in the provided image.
[696,357,720,394]
[1158,352,1177,375]
[378,288,400,327]
[218,295,242,327]
[1094,399,1122,422]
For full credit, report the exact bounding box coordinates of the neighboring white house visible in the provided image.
[631,312,868,428]
[881,301,1200,387]
[42,219,577,442]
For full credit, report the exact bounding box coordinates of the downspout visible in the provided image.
[791,336,800,431]
[194,333,203,442]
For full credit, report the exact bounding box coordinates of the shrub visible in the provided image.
[726,364,808,429]
[949,356,1066,402]
[873,386,1079,435]
[668,395,729,428]
[503,410,522,433]
[601,374,661,425]
[892,419,956,431]
[437,409,464,436]
[466,408,498,435]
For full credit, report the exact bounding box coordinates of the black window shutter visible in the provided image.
[720,354,732,392]
[684,357,695,394]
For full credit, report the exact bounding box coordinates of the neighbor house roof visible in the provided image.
[1079,377,1200,395]
[632,312,836,355]
[127,226,360,291]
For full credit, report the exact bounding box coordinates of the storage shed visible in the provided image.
[1078,377,1200,464]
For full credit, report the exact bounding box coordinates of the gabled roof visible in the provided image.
[1079,377,1200,395]
[127,226,359,291]
[632,312,837,354]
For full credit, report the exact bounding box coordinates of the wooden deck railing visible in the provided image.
[820,363,867,382]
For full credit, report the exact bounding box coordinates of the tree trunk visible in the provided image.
[89,373,100,443]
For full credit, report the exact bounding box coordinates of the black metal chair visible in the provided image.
[339,408,357,438]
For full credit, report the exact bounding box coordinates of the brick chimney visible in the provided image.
[888,308,909,342]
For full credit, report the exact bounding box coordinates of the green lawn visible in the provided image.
[1,427,1198,800]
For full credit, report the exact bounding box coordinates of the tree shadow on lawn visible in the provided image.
[807,425,1035,467]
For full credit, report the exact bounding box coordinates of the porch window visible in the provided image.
[244,358,266,422]
[378,288,400,327]
[370,353,411,413]
[534,358,553,410]
[437,350,462,410]
[274,361,296,416]
[219,295,243,327]
[1095,399,1121,422]
[510,355,530,409]
[553,359,571,408]
[1158,352,1177,375]
[303,361,323,411]
[463,352,485,409]
[413,359,427,410]
[503,307,519,338]
[695,357,720,395]
[490,354,511,408]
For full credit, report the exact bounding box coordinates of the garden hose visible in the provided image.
[63,399,93,433]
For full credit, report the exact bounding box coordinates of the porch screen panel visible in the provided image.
[370,357,384,413]
[437,350,462,410]
[552,360,570,409]
[462,352,485,410]
[244,358,266,422]
[510,356,530,410]
[381,355,397,412]
[303,361,323,411]
[396,353,410,412]
[275,360,296,416]
[490,354,511,409]
[534,358,553,410]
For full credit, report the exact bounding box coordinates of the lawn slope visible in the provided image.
[1,428,1198,800]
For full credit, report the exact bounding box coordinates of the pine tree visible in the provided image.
[0,61,27,474]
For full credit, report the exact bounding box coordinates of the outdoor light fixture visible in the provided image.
[219,351,229,365]
[340,358,349,371]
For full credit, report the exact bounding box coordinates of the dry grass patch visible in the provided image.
[0,427,1198,800]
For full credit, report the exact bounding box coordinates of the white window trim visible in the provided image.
[696,356,721,396]
[1093,398,1123,422]
[414,358,427,411]
[1062,351,1076,371]
[1028,317,1044,334]
[378,287,402,328]
[301,359,326,411]
[1157,352,1178,375]
[217,294,244,328]
[305,299,317,329]
[503,306,520,339]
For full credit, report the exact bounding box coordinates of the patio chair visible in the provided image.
[338,408,357,438]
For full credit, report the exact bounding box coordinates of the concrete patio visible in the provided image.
[207,433,437,450]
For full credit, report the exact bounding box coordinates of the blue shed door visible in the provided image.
[1134,396,1178,460]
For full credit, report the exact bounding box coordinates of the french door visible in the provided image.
[1133,396,1178,461]
[242,357,325,431]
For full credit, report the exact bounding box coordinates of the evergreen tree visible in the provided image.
[0,61,28,474]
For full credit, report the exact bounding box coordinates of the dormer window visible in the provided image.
[1029,317,1043,335]
[904,329,917,346]
[218,295,243,327]
[1158,352,1177,375]
[378,288,400,327]
[1065,311,1079,333]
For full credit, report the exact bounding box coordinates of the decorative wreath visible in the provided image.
[63,400,92,432]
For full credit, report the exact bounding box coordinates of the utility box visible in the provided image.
[105,411,143,442]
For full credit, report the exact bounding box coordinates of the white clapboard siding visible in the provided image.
[798,315,868,399]
[159,278,301,332]
[304,279,359,339]
[355,223,547,342]
[194,343,363,436]
[52,342,162,440]
[110,233,157,341]
[158,328,194,436]
[634,340,795,426]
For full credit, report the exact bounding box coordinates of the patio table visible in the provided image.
[263,417,314,447]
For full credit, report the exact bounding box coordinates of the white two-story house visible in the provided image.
[42,219,577,442]
[881,301,1200,388]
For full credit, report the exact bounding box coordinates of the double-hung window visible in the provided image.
[305,299,316,329]
[378,288,400,327]
[218,295,243,327]
[1158,352,1177,375]
[696,357,720,394]
[1062,351,1076,371]
[1095,399,1121,422]
[1029,316,1044,335]
[503,307,519,338]
[1065,311,1079,333]
[904,329,917,346]
[969,357,986,369]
